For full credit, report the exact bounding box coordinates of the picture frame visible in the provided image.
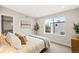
[21,20,31,29]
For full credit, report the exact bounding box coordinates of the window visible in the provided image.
[44,18,53,34]
[44,16,65,35]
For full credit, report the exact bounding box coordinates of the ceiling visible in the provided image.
[2,5,79,18]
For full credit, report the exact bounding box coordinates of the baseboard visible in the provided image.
[50,41,71,48]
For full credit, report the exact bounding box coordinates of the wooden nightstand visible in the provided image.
[71,35,79,53]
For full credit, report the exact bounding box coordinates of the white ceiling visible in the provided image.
[2,5,79,18]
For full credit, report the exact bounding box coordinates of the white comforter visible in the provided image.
[16,35,48,53]
[29,35,50,48]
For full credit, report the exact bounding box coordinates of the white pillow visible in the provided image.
[6,32,22,49]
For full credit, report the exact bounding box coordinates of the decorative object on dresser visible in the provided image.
[71,35,79,53]
[74,23,79,33]
[73,23,79,38]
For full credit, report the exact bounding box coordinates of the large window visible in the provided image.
[44,16,65,35]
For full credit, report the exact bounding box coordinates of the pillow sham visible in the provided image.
[6,32,21,49]
[15,33,27,45]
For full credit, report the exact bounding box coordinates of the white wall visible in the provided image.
[37,8,79,47]
[0,6,79,47]
[0,6,35,36]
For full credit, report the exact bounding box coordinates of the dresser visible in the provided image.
[71,35,79,53]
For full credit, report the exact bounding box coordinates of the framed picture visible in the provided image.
[1,15,13,35]
[21,20,31,29]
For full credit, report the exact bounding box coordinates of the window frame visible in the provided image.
[44,16,65,35]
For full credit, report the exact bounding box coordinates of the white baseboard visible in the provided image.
[50,40,71,47]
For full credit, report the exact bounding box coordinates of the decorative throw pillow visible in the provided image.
[0,34,16,53]
[6,32,22,49]
[15,33,27,45]
[0,34,9,46]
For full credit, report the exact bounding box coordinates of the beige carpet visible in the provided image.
[42,42,71,53]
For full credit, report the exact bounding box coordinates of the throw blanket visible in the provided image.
[29,35,50,48]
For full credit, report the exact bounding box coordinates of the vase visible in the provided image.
[76,32,79,38]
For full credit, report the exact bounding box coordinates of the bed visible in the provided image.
[17,35,50,53]
[0,34,50,53]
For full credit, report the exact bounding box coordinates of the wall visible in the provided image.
[0,6,35,36]
[37,8,79,47]
[0,6,79,47]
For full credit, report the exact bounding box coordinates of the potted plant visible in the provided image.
[34,22,39,34]
[74,23,79,34]
[73,23,79,38]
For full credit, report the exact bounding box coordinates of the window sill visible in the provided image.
[44,32,65,36]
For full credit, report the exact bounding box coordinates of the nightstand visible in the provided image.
[71,35,79,53]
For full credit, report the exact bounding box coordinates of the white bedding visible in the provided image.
[16,36,45,53]
[29,35,50,48]
[0,35,50,53]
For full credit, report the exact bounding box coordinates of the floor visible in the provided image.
[42,42,71,53]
